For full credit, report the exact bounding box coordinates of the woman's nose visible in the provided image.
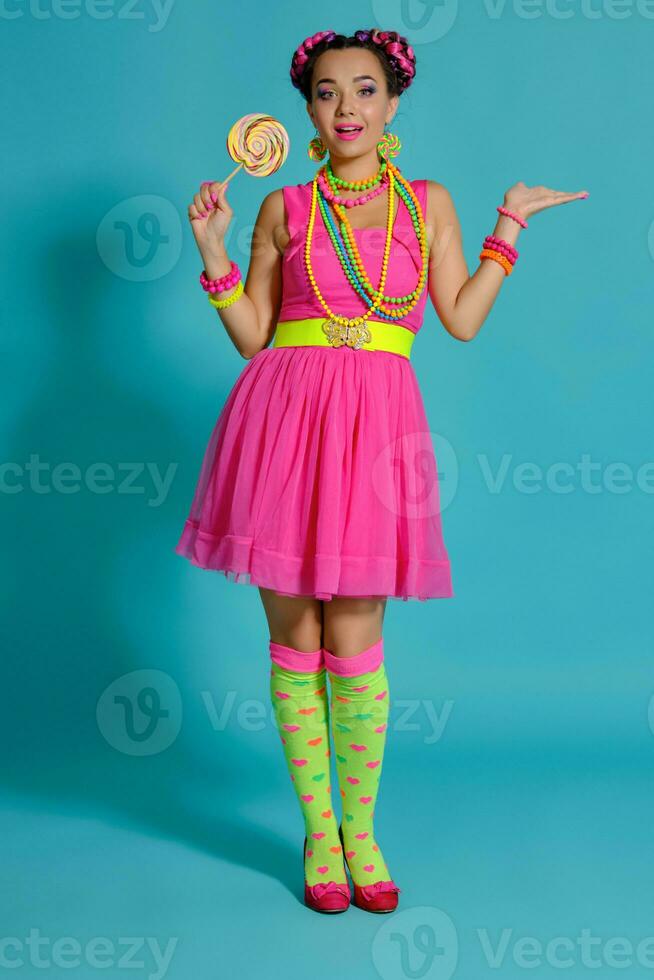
[336,97,355,114]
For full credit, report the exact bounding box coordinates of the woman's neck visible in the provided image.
[327,153,384,185]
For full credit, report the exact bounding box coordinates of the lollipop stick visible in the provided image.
[217,162,244,189]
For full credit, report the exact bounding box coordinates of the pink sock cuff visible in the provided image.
[269,640,324,673]
[323,637,384,677]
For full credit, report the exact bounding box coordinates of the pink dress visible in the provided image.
[174,177,454,602]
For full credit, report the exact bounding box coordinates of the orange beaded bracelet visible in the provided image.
[479,248,514,276]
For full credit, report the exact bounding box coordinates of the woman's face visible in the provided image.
[306,48,398,160]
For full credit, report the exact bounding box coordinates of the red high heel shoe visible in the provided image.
[338,824,401,913]
[303,835,351,913]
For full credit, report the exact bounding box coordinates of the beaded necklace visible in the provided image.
[304,158,428,331]
[318,168,388,209]
[324,167,427,319]
[326,157,388,192]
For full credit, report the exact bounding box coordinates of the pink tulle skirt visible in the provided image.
[175,344,454,602]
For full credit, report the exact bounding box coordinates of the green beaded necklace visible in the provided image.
[316,165,427,315]
[326,158,388,191]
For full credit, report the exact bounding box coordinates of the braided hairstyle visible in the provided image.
[290,28,416,103]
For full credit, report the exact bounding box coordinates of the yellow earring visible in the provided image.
[307,130,327,161]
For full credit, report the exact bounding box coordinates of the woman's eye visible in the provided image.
[318,87,375,99]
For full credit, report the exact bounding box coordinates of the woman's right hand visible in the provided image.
[188,180,234,255]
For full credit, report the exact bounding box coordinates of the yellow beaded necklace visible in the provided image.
[304,159,429,338]
[304,171,392,334]
[334,164,429,320]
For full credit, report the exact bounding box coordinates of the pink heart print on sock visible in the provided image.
[269,648,348,889]
[327,650,393,886]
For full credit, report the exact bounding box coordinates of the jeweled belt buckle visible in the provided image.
[321,318,372,350]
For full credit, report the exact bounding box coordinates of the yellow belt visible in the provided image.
[272,317,415,360]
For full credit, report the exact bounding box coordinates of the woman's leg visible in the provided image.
[258,587,347,887]
[322,597,395,885]
[258,587,324,654]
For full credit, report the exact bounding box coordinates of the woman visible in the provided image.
[175,28,588,914]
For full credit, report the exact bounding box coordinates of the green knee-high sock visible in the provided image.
[325,637,394,885]
[269,640,347,888]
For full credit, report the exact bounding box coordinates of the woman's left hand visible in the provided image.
[503,181,589,221]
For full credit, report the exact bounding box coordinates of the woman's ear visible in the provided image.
[386,94,400,127]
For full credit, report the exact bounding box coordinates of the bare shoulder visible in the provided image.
[254,187,288,256]
[257,187,285,222]
[423,179,461,251]
[424,180,458,225]
[259,186,285,211]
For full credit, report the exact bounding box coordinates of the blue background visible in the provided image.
[3,1,653,977]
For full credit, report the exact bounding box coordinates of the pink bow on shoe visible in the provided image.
[360,880,401,901]
[307,881,350,901]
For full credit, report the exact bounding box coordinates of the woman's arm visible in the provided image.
[193,184,285,360]
[203,190,285,359]
[425,179,588,342]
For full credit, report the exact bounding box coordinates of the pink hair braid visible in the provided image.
[290,30,337,89]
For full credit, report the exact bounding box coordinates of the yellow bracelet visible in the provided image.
[479,248,513,276]
[207,279,244,309]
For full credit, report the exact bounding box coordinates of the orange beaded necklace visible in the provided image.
[304,159,429,334]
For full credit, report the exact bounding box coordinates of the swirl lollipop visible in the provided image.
[218,112,290,188]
